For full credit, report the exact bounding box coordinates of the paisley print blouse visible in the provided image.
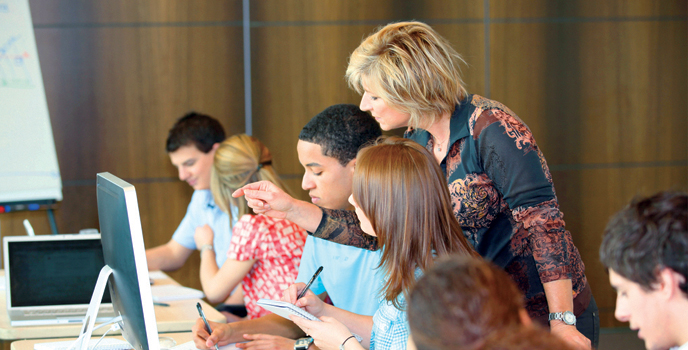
[311,94,588,320]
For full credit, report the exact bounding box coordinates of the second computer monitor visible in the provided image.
[96,172,159,350]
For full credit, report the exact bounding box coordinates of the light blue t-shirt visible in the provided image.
[296,235,384,316]
[171,189,236,267]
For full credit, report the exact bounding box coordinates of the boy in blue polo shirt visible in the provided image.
[191,104,383,350]
[146,112,237,273]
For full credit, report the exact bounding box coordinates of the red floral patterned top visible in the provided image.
[227,214,307,319]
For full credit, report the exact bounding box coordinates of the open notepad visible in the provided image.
[256,299,321,322]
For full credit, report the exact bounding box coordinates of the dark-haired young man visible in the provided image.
[600,191,688,350]
[192,104,384,350]
[146,112,237,274]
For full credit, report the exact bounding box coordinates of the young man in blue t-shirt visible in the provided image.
[192,104,383,350]
[145,112,237,273]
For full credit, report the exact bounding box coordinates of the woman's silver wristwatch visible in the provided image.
[294,337,313,350]
[548,310,577,325]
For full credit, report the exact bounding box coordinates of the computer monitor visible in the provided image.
[96,172,159,350]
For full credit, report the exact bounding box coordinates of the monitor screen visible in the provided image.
[96,172,159,350]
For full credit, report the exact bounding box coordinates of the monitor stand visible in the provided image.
[74,265,117,350]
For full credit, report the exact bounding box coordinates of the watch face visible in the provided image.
[563,312,576,324]
[296,337,313,347]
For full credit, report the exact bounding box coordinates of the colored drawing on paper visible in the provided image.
[0,34,34,88]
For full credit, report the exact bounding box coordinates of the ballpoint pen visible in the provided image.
[297,266,323,300]
[197,302,220,350]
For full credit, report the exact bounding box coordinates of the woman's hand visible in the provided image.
[281,283,326,317]
[192,318,232,349]
[235,334,298,350]
[232,181,295,219]
[194,224,214,247]
[550,322,591,350]
[290,315,361,350]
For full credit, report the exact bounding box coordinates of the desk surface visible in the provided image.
[10,332,195,350]
[0,271,225,340]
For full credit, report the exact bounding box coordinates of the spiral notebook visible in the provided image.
[256,299,320,322]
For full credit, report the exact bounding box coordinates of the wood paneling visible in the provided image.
[554,165,688,327]
[490,0,686,18]
[36,25,245,181]
[251,0,483,22]
[490,20,687,165]
[29,0,242,25]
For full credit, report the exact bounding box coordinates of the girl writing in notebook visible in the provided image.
[282,137,476,350]
[193,134,307,321]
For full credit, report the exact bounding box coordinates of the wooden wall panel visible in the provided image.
[554,166,688,327]
[251,0,483,22]
[490,0,686,18]
[36,25,245,182]
[29,0,242,25]
[490,20,687,165]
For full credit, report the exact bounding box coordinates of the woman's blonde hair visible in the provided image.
[211,134,292,227]
[346,21,468,129]
[353,136,475,308]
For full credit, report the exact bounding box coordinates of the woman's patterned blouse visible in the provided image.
[311,94,588,319]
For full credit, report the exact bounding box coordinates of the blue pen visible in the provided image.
[197,302,220,350]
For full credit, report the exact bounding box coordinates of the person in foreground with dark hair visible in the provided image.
[407,255,532,350]
[599,191,688,350]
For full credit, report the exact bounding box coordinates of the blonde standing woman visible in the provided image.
[339,21,596,350]
[193,134,307,321]
[237,22,598,350]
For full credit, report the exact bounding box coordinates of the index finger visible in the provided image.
[281,283,305,304]
[232,182,264,198]
[192,318,211,349]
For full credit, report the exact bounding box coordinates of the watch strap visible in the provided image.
[548,311,576,325]
[294,337,313,350]
[199,244,214,254]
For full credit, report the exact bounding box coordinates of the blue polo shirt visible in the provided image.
[296,235,384,316]
[171,189,236,267]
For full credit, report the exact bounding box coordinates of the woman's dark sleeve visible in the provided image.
[309,208,378,251]
[475,108,579,283]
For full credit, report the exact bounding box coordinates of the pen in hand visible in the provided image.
[297,266,323,300]
[196,302,220,350]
